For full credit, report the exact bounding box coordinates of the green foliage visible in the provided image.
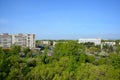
[76,63,120,80]
[27,52,33,57]
[89,46,100,54]
[109,53,120,69]
[84,42,95,48]
[79,53,86,63]
[11,45,21,55]
[86,55,95,63]
[41,53,50,64]
[97,58,107,65]
[22,47,31,55]
[27,59,36,67]
[103,44,114,53]
[0,48,5,66]
[53,41,85,59]
[0,40,120,80]
[116,45,120,53]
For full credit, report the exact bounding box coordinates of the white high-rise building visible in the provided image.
[0,33,35,49]
[78,38,101,45]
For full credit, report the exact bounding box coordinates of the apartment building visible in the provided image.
[0,33,12,48]
[102,42,116,46]
[0,33,35,49]
[78,38,101,45]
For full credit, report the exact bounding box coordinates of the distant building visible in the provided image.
[53,41,57,46]
[102,42,116,46]
[40,40,51,45]
[0,33,35,49]
[78,38,101,45]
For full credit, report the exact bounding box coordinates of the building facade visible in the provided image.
[0,33,12,48]
[40,40,51,45]
[102,42,116,46]
[78,38,101,45]
[0,33,35,49]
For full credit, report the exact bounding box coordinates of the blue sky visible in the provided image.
[0,0,120,40]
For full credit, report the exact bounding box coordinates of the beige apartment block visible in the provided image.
[0,33,35,49]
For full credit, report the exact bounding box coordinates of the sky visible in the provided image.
[0,0,120,40]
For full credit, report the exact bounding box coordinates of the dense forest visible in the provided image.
[0,41,120,80]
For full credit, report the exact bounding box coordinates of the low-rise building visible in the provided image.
[78,38,101,45]
[40,40,51,45]
[102,42,116,46]
[53,41,57,46]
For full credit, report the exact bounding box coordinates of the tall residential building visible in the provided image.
[78,38,101,45]
[0,33,12,48]
[0,33,35,49]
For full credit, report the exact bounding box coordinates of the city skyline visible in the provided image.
[0,0,120,40]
